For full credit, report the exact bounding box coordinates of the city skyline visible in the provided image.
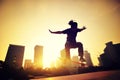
[0,0,120,67]
[1,43,93,68]
[0,41,120,80]
[1,41,120,68]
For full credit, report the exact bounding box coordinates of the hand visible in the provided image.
[49,29,53,33]
[82,26,86,30]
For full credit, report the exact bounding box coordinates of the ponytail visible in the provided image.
[68,20,74,25]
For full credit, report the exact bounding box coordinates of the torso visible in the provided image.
[66,28,78,43]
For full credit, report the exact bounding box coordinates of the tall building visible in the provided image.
[5,44,25,67]
[34,45,43,68]
[84,50,93,67]
[99,41,120,67]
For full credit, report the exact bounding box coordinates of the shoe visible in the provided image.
[80,58,86,62]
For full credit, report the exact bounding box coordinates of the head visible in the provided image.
[68,20,78,29]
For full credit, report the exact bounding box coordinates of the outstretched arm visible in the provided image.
[81,26,86,31]
[49,29,63,34]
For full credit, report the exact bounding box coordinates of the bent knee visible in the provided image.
[77,42,83,47]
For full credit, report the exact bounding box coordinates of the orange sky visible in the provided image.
[0,0,120,67]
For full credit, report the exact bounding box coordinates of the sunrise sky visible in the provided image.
[0,0,120,67]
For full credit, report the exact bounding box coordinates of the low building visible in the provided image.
[99,41,120,67]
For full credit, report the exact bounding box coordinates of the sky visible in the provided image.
[0,0,120,67]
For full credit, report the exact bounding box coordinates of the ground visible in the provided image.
[31,70,120,80]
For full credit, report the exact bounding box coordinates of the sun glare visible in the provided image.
[42,35,66,68]
[43,47,59,68]
[24,39,63,68]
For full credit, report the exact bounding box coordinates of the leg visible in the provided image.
[65,43,70,60]
[77,42,83,58]
[76,42,85,61]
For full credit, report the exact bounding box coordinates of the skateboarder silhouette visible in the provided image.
[49,20,86,62]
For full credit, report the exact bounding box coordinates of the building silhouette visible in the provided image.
[34,45,43,68]
[71,56,79,67]
[99,41,120,67]
[55,49,66,67]
[84,50,93,67]
[24,59,33,69]
[5,44,25,67]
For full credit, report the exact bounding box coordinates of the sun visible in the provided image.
[42,34,66,68]
[42,46,61,68]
